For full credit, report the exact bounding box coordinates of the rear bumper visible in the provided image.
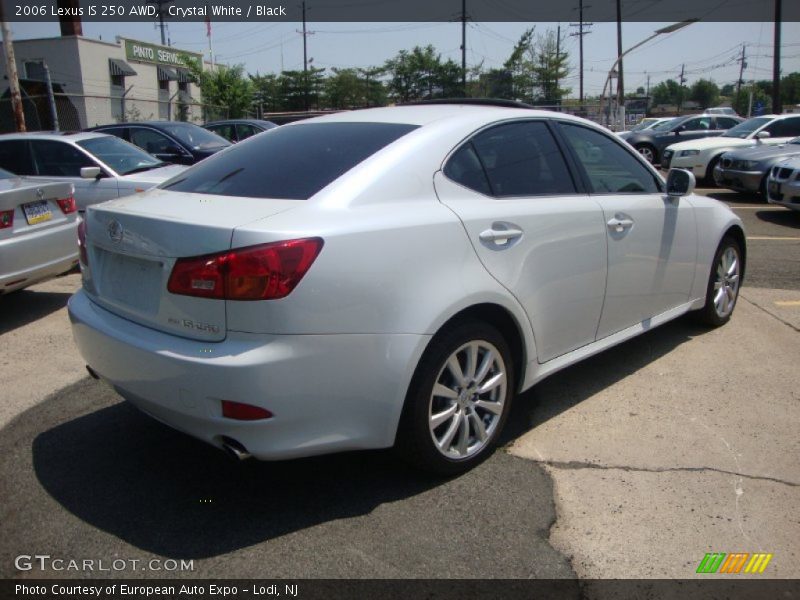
[0,220,78,293]
[68,290,430,460]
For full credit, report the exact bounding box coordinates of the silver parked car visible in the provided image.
[0,132,187,211]
[69,104,746,474]
[714,138,800,197]
[0,168,77,294]
[766,156,800,211]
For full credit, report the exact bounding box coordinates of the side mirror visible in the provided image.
[666,168,696,198]
[756,131,771,142]
[80,166,102,179]
[675,125,686,134]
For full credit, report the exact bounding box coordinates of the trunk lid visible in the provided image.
[83,188,300,341]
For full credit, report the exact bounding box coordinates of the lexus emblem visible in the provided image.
[107,219,123,244]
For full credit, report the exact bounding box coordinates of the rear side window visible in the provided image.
[0,140,34,175]
[446,121,576,197]
[162,122,419,200]
[716,117,740,130]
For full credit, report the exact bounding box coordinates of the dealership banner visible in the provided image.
[1,0,799,22]
[3,579,800,600]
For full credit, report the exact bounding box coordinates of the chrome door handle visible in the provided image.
[607,217,634,233]
[479,228,524,243]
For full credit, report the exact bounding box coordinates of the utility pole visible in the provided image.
[735,44,746,98]
[677,63,686,115]
[570,0,592,113]
[461,0,467,96]
[646,73,651,114]
[555,25,561,109]
[301,1,310,111]
[147,1,175,46]
[773,0,782,114]
[0,11,26,132]
[615,0,624,118]
[43,62,59,131]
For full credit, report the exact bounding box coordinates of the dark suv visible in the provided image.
[619,114,743,164]
[85,121,230,165]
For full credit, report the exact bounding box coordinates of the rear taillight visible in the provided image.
[77,219,88,265]
[57,195,77,214]
[167,238,324,301]
[0,210,12,229]
[221,400,273,421]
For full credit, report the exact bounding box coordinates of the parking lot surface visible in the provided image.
[1,189,798,580]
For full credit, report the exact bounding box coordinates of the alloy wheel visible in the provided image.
[713,245,741,319]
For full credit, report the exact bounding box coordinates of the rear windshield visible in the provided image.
[158,122,230,150]
[160,122,419,200]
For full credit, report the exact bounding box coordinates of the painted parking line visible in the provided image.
[775,300,800,307]
[746,236,800,241]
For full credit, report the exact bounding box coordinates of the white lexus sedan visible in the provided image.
[69,104,746,474]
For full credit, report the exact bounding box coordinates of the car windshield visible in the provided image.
[156,123,231,150]
[722,117,772,139]
[651,118,677,131]
[161,122,419,200]
[0,167,15,178]
[77,136,165,175]
[790,137,800,145]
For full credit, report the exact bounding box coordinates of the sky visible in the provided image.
[7,19,800,100]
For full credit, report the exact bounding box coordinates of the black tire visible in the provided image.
[759,174,770,202]
[635,144,657,164]
[704,155,722,187]
[695,235,744,327]
[395,321,515,475]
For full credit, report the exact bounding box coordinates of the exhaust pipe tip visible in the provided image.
[85,365,100,380]
[221,436,252,461]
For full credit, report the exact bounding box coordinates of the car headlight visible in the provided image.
[679,150,700,157]
[740,160,760,170]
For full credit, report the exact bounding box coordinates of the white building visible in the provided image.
[0,34,207,132]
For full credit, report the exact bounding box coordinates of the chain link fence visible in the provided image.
[0,93,231,133]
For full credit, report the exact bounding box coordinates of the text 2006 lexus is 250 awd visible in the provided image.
[69,103,745,474]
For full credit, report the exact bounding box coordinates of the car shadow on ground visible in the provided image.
[756,209,800,230]
[5,316,705,564]
[705,190,764,205]
[0,288,72,336]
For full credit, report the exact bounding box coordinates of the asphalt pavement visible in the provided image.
[0,189,797,582]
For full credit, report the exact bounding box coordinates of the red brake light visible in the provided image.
[57,195,77,214]
[0,210,12,229]
[221,400,273,421]
[77,219,88,265]
[167,238,324,301]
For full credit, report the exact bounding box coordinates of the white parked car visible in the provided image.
[0,168,77,294]
[0,132,187,211]
[662,114,800,181]
[766,156,800,211]
[69,104,746,474]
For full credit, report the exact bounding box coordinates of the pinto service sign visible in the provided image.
[123,39,202,67]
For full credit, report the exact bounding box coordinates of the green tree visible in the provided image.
[184,59,254,118]
[529,29,570,105]
[689,79,720,109]
[383,45,460,102]
[781,72,800,105]
[250,72,284,112]
[503,28,535,102]
[650,79,687,106]
[733,87,771,116]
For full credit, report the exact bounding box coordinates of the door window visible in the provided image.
[444,142,492,195]
[30,140,96,177]
[207,124,234,142]
[559,123,662,194]
[130,128,176,155]
[236,124,258,141]
[448,121,576,197]
[764,117,800,138]
[681,117,712,131]
[716,117,740,130]
[0,140,34,175]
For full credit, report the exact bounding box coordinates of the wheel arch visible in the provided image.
[723,224,747,284]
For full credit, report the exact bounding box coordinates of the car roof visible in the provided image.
[205,119,275,126]
[290,104,591,128]
[0,130,113,142]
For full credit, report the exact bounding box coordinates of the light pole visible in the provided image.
[601,20,696,129]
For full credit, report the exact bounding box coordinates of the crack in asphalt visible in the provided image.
[739,294,800,333]
[532,459,800,488]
